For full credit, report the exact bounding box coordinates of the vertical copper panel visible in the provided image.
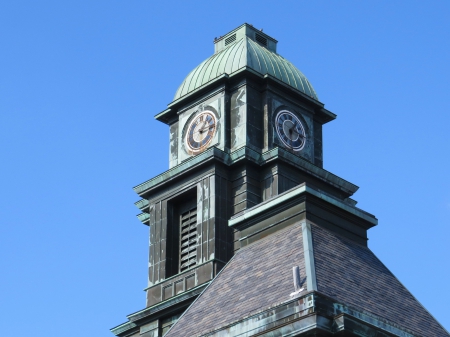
[154,201,161,282]
[263,93,272,151]
[175,280,184,295]
[201,178,209,263]
[161,200,168,241]
[148,265,153,286]
[196,262,213,285]
[313,120,323,168]
[196,181,203,261]
[154,262,160,284]
[159,257,166,281]
[185,274,195,290]
[272,174,279,197]
[169,121,179,168]
[149,222,156,284]
[149,204,155,243]
[163,284,173,300]
[208,175,215,260]
[208,235,216,261]
[146,285,161,307]
[160,239,167,260]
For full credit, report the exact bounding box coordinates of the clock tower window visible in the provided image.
[179,206,198,272]
[165,191,197,279]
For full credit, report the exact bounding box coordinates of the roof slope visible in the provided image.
[164,224,306,337]
[165,221,449,337]
[174,37,318,101]
[312,223,449,337]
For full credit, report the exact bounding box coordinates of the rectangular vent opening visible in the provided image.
[255,34,267,46]
[225,34,236,46]
[179,207,197,272]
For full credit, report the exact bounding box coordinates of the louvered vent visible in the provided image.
[225,34,236,46]
[179,207,197,272]
[255,34,267,46]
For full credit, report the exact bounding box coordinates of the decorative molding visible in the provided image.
[134,146,359,198]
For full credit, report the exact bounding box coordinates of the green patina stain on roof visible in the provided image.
[174,25,318,101]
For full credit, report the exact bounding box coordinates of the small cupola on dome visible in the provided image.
[214,24,278,54]
[173,23,318,102]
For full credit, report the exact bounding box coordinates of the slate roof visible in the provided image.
[165,222,449,337]
[311,223,449,337]
[164,224,306,337]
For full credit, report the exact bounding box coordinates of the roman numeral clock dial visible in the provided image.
[185,111,217,155]
[275,110,306,151]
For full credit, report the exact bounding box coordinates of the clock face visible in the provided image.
[185,111,217,155]
[275,110,306,151]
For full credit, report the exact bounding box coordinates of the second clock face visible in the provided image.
[185,111,217,155]
[275,110,306,151]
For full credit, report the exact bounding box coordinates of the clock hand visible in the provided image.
[288,128,305,138]
[194,124,215,134]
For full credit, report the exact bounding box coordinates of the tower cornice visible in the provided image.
[133,146,358,199]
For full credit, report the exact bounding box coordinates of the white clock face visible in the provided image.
[184,111,217,155]
[275,110,306,151]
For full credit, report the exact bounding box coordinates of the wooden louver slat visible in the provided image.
[180,207,197,272]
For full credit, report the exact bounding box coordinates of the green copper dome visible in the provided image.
[174,25,318,101]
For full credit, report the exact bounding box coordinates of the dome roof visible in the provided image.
[174,35,318,101]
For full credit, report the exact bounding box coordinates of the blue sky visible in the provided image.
[1,1,449,335]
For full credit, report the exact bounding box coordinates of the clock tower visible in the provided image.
[111,24,449,337]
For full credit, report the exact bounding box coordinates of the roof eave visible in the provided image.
[155,68,329,125]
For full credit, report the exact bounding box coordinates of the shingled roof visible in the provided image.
[311,224,449,337]
[165,224,306,337]
[164,221,449,337]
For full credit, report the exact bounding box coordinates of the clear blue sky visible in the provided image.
[1,1,449,335]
